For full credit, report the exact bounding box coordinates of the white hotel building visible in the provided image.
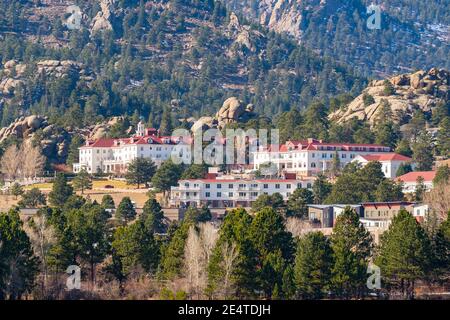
[252,138,401,177]
[73,122,191,174]
[170,176,315,208]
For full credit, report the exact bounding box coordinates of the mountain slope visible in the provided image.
[0,0,364,129]
[329,68,449,125]
[223,0,450,77]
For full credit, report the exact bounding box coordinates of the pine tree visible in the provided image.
[72,169,92,194]
[160,221,192,279]
[415,176,426,202]
[48,173,74,208]
[151,160,183,197]
[207,208,256,298]
[159,106,174,136]
[141,198,165,233]
[375,209,431,299]
[125,158,156,189]
[433,165,450,186]
[331,207,373,298]
[18,188,46,208]
[112,220,160,276]
[412,132,434,171]
[249,207,294,298]
[115,197,137,223]
[375,179,404,202]
[0,209,39,300]
[10,182,24,199]
[287,188,314,218]
[312,173,332,204]
[294,232,333,299]
[101,194,115,209]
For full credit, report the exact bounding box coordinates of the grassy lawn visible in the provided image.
[24,179,140,191]
[8,179,162,210]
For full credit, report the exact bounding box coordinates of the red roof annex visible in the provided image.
[396,171,436,183]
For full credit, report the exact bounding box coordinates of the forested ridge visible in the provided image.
[224,0,450,77]
[0,0,364,130]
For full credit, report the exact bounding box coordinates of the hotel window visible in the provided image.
[217,184,222,189]
[263,184,268,189]
[205,192,210,198]
[312,153,315,158]
[206,184,210,189]
[217,192,222,197]
[275,184,280,189]
[229,184,233,189]
[311,162,316,168]
[297,183,302,188]
[251,192,258,197]
[229,192,233,197]
[184,183,189,187]
[239,192,245,197]
[286,184,291,189]
[287,192,291,197]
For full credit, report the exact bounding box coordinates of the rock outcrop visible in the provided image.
[191,97,256,131]
[260,0,303,39]
[0,115,128,164]
[91,0,116,33]
[227,12,262,54]
[0,115,70,161]
[329,68,450,126]
[0,59,92,97]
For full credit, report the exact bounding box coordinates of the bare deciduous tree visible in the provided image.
[220,241,239,298]
[424,183,450,221]
[285,217,313,238]
[1,145,21,181]
[24,212,56,297]
[21,142,46,180]
[184,223,218,298]
[1,142,45,182]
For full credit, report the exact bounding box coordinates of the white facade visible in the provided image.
[73,124,191,174]
[352,154,412,178]
[396,171,436,193]
[413,204,429,218]
[252,139,391,176]
[170,177,315,208]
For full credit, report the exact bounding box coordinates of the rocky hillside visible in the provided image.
[329,68,450,125]
[0,0,365,130]
[223,0,450,77]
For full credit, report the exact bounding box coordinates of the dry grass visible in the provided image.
[1,179,163,210]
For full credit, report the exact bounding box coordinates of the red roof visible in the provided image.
[396,171,436,183]
[81,134,191,148]
[181,178,310,183]
[257,139,390,153]
[358,153,412,162]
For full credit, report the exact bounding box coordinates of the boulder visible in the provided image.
[191,116,216,132]
[410,70,425,89]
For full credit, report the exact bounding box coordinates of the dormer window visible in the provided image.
[148,138,153,144]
